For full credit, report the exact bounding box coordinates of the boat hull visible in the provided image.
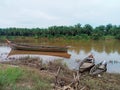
[7,40,68,52]
[90,62,107,75]
[79,54,95,72]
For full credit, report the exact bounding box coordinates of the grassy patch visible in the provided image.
[0,66,23,90]
[104,35,114,40]
[0,64,52,90]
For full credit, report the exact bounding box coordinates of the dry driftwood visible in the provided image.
[54,67,82,90]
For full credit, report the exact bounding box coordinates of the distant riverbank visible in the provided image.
[0,35,116,42]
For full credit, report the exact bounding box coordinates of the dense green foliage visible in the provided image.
[0,24,120,40]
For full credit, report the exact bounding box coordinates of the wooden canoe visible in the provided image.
[79,54,95,72]
[90,61,107,75]
[6,39,68,52]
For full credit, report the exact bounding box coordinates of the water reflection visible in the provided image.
[69,40,120,54]
[109,60,120,64]
[8,50,71,58]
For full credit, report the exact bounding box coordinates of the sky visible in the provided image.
[0,0,120,28]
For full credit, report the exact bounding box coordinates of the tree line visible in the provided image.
[0,24,120,40]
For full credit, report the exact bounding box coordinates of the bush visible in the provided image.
[91,34,100,40]
[80,34,89,40]
[115,34,120,40]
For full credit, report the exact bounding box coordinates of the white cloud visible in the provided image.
[0,0,120,28]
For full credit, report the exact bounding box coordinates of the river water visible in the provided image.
[0,39,120,73]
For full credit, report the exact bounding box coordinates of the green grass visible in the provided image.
[0,66,23,90]
[0,64,52,90]
[104,35,114,40]
[0,67,22,84]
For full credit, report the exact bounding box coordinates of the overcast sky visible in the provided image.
[0,0,120,28]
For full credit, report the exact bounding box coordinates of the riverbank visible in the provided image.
[0,35,116,42]
[0,57,120,90]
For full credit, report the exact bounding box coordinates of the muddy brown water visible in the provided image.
[0,39,120,73]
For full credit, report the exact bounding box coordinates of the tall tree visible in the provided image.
[82,24,93,35]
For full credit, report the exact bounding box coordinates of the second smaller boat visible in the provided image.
[90,61,107,75]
